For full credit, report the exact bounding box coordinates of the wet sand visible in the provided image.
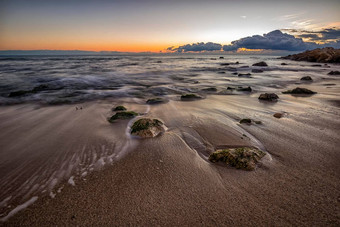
[1,82,340,226]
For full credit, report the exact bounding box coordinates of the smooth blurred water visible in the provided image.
[0,54,329,105]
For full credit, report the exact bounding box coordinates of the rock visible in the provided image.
[217,71,226,74]
[232,72,238,75]
[227,87,235,90]
[273,113,283,118]
[252,69,263,73]
[130,118,166,138]
[258,93,279,101]
[328,71,340,75]
[254,120,262,124]
[220,63,230,66]
[252,61,268,67]
[113,105,127,111]
[281,63,288,65]
[8,90,31,97]
[156,60,162,63]
[180,94,202,101]
[238,73,251,77]
[146,98,168,105]
[210,58,217,60]
[300,76,313,81]
[282,87,316,94]
[235,61,239,64]
[208,147,265,170]
[202,87,217,92]
[239,118,252,124]
[311,64,322,67]
[237,86,252,92]
[108,111,138,122]
[219,56,224,59]
[281,47,340,63]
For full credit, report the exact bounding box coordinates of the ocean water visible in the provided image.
[0,54,329,105]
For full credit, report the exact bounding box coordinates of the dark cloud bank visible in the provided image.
[168,28,340,53]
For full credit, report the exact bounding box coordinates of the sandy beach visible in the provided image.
[1,71,339,226]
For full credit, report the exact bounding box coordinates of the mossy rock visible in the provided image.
[113,105,127,111]
[130,118,166,138]
[108,111,138,122]
[240,118,252,124]
[258,93,279,101]
[282,87,316,94]
[146,97,168,105]
[180,94,202,101]
[209,147,265,170]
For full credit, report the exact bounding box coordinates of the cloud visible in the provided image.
[283,27,340,43]
[167,42,222,52]
[222,30,310,51]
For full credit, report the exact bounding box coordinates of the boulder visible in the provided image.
[258,93,279,101]
[282,87,316,94]
[130,118,166,138]
[300,76,313,81]
[328,71,340,75]
[239,118,252,124]
[273,113,283,118]
[208,147,265,170]
[113,105,127,111]
[252,61,268,67]
[180,94,202,101]
[108,111,138,122]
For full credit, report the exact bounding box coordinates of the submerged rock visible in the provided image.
[113,105,127,111]
[282,87,316,94]
[238,73,251,77]
[130,118,166,138]
[209,147,265,170]
[273,113,283,118]
[300,76,313,81]
[252,61,268,67]
[252,69,263,73]
[146,98,168,105]
[237,86,252,92]
[328,71,340,75]
[239,118,252,124]
[258,93,279,101]
[108,111,138,122]
[281,47,340,63]
[180,94,202,101]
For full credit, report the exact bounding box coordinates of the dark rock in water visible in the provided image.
[328,71,340,75]
[258,93,279,101]
[238,73,251,77]
[146,97,168,105]
[202,87,217,92]
[108,111,138,122]
[210,58,217,60]
[220,63,230,66]
[252,61,268,67]
[273,113,283,118]
[208,147,265,171]
[232,72,238,75]
[113,105,127,111]
[254,120,262,124]
[239,118,252,124]
[237,86,252,92]
[282,87,316,94]
[281,63,288,65]
[281,47,340,63]
[180,94,202,101]
[311,64,322,67]
[235,61,239,64]
[252,69,263,73]
[8,90,31,97]
[217,71,226,74]
[219,56,224,59]
[300,76,313,81]
[156,60,162,63]
[130,118,166,138]
[227,87,235,90]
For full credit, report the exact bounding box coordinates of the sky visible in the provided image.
[0,0,339,52]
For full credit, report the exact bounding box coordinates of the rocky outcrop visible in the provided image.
[209,147,265,170]
[281,47,340,63]
[282,87,316,94]
[130,118,166,138]
[258,93,279,101]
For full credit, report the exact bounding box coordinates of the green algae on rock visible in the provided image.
[113,106,127,111]
[209,147,265,170]
[130,118,166,138]
[108,111,138,122]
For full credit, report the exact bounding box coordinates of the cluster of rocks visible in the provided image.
[281,47,340,63]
